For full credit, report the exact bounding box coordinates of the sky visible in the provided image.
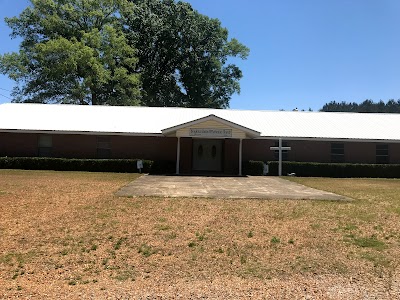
[1,0,400,111]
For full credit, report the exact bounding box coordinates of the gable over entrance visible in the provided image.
[162,115,260,176]
[162,114,260,139]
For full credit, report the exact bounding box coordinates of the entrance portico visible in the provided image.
[162,114,260,176]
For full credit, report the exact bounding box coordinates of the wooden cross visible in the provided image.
[270,138,291,176]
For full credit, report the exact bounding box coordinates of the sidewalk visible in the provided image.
[116,175,350,200]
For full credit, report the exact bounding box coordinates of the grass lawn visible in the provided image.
[0,170,399,299]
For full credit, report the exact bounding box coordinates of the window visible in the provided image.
[273,141,289,161]
[97,136,111,158]
[376,144,389,164]
[38,135,52,157]
[331,143,344,163]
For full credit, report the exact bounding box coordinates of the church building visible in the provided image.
[1,103,400,175]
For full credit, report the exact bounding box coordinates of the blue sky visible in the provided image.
[1,0,400,110]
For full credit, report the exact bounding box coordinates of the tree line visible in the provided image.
[0,0,249,108]
[320,99,400,113]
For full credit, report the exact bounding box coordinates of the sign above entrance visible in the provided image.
[189,128,232,138]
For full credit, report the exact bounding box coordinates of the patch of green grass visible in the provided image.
[188,241,197,248]
[156,224,171,231]
[0,251,36,266]
[329,261,349,275]
[240,261,269,279]
[270,236,280,244]
[114,267,136,281]
[391,207,400,215]
[114,237,127,250]
[373,225,383,231]
[138,243,156,257]
[195,232,206,241]
[361,252,391,268]
[352,235,386,250]
[341,224,358,231]
[291,256,321,274]
[310,223,321,230]
[164,232,177,240]
[240,255,247,264]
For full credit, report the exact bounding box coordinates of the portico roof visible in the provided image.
[161,114,261,138]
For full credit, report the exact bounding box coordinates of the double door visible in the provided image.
[192,139,223,172]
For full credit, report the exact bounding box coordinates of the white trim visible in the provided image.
[254,136,400,143]
[0,129,163,137]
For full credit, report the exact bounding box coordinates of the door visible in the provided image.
[192,139,223,172]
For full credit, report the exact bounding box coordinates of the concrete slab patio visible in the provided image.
[116,175,350,200]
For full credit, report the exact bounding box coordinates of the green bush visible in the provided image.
[242,160,264,175]
[267,161,400,178]
[0,157,159,173]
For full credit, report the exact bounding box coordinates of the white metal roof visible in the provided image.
[1,103,400,142]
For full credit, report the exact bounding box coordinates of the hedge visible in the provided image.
[267,161,400,178]
[242,160,265,175]
[0,157,175,174]
[3,157,399,178]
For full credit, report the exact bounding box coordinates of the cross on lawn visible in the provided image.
[270,138,291,176]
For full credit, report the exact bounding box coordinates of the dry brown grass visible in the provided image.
[0,170,400,299]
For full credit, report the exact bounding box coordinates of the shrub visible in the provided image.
[242,160,264,175]
[267,161,400,178]
[0,157,166,173]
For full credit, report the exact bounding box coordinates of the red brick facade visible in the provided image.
[243,139,400,164]
[0,132,176,161]
[1,132,399,174]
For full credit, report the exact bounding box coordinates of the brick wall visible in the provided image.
[179,137,192,174]
[2,132,400,169]
[224,139,239,174]
[0,132,177,161]
[111,136,176,161]
[242,139,399,164]
[0,132,38,157]
[389,144,400,163]
[52,134,97,158]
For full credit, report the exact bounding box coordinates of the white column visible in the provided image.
[278,138,282,176]
[238,138,243,176]
[176,137,180,175]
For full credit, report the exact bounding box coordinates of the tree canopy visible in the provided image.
[125,0,249,108]
[0,0,141,105]
[320,99,400,113]
[0,0,249,107]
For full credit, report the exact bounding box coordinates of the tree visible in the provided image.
[0,0,141,105]
[124,0,249,108]
[1,0,249,108]
[320,99,400,113]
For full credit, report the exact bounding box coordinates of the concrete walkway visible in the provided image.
[116,175,350,200]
